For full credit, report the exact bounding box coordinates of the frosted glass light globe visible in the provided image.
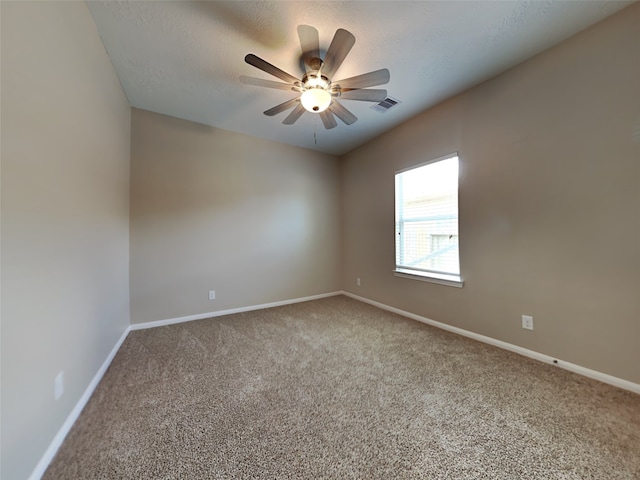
[300,88,332,113]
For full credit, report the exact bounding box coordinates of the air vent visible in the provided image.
[371,96,401,113]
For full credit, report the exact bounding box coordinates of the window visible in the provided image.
[394,153,463,287]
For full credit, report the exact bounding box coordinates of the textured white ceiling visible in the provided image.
[87,1,631,155]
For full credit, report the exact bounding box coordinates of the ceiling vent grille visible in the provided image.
[371,96,401,113]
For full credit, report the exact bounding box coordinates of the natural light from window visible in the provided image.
[395,154,462,287]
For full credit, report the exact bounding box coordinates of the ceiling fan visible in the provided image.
[241,25,390,129]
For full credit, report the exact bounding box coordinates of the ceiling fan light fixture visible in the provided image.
[243,26,389,127]
[300,87,332,113]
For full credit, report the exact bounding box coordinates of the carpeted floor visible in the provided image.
[44,295,640,479]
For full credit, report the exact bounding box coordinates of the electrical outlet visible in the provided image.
[208,291,216,300]
[54,371,64,400]
[356,278,361,286]
[522,315,534,330]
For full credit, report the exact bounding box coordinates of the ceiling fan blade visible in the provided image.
[334,68,390,89]
[338,88,387,102]
[328,100,357,125]
[298,25,320,70]
[245,54,300,84]
[264,97,300,116]
[322,28,356,77]
[240,76,301,92]
[319,110,338,129]
[283,104,306,125]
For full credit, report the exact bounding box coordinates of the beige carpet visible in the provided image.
[44,295,640,479]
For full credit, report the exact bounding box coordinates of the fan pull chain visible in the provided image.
[314,116,318,145]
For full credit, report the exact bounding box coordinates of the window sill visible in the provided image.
[393,269,464,288]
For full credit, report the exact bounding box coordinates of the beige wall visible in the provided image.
[1,2,638,478]
[0,2,131,479]
[130,109,341,324]
[341,4,640,384]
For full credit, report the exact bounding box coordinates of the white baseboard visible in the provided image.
[129,291,343,331]
[28,327,131,480]
[342,291,640,395]
[28,291,344,479]
[29,289,637,479]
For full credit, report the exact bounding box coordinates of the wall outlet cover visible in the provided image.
[54,372,64,400]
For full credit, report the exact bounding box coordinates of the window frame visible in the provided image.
[393,152,464,288]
